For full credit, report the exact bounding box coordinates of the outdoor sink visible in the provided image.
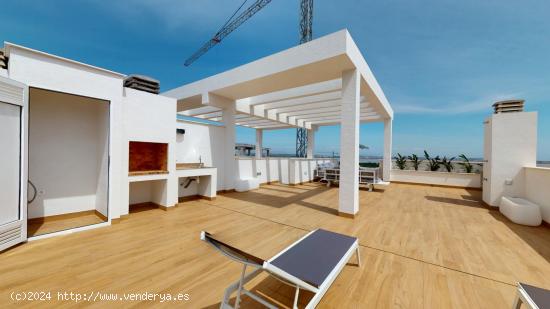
[176,162,206,170]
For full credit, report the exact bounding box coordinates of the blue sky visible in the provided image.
[2,0,548,159]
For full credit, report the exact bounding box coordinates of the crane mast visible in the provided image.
[296,0,313,158]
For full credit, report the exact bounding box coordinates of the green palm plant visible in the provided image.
[458,154,474,173]
[440,156,455,172]
[394,153,407,170]
[408,154,421,171]
[424,150,441,171]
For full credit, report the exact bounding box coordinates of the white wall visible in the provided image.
[175,120,225,195]
[237,158,285,184]
[129,181,153,205]
[28,88,109,219]
[7,46,125,220]
[524,167,550,223]
[391,170,482,188]
[95,101,110,217]
[483,112,537,206]
[237,158,332,185]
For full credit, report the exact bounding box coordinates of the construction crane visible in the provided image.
[296,0,313,158]
[184,0,314,157]
[184,0,273,66]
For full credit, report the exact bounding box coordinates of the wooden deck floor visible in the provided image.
[28,211,106,237]
[1,182,549,308]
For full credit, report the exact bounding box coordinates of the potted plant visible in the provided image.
[394,153,407,170]
[458,154,474,173]
[440,156,455,172]
[424,150,441,171]
[408,154,421,171]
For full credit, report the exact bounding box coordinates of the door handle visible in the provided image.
[28,180,37,204]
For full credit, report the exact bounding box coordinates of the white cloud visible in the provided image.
[87,0,244,32]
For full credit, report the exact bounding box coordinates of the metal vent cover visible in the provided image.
[493,99,524,114]
[0,49,8,70]
[0,224,22,247]
[124,74,160,94]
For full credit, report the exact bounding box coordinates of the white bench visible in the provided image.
[500,196,542,226]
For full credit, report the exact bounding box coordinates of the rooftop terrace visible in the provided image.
[1,182,549,308]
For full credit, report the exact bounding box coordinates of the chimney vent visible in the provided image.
[0,49,8,70]
[493,99,524,114]
[124,75,160,94]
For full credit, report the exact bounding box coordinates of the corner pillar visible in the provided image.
[339,69,360,217]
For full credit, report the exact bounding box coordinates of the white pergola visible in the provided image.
[164,29,394,217]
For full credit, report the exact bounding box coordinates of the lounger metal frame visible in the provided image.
[201,230,361,309]
[512,283,540,309]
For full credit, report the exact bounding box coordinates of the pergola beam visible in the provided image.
[239,79,341,107]
[235,101,309,129]
[294,112,378,126]
[305,115,382,126]
[285,107,375,121]
[274,101,369,122]
[257,91,342,110]
[236,119,276,126]
[235,115,260,122]
[244,123,291,129]
[181,106,220,117]
[269,99,342,114]
[199,111,224,119]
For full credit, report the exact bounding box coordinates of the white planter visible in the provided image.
[390,169,481,188]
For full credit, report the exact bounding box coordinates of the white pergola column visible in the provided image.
[339,69,360,217]
[223,104,236,190]
[306,125,317,159]
[255,129,263,159]
[383,118,393,181]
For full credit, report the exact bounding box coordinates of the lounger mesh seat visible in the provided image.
[269,229,357,288]
[201,229,360,309]
[514,282,550,309]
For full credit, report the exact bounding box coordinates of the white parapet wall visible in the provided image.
[237,157,334,185]
[524,167,550,223]
[390,169,482,188]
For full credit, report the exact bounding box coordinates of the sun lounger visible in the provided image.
[320,167,389,191]
[201,229,360,309]
[513,282,550,309]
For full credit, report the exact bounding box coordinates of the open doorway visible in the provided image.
[27,88,109,237]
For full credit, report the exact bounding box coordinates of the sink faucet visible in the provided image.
[199,155,202,164]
